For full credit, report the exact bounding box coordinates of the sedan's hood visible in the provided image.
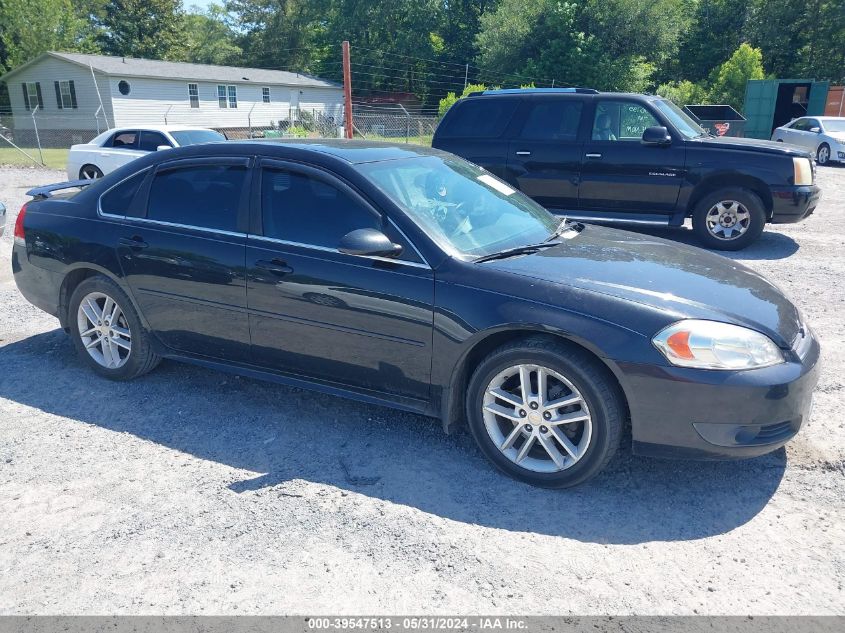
[691,134,811,158]
[488,225,801,346]
[827,132,845,143]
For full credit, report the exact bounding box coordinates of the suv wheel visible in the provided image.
[816,143,830,166]
[466,339,623,488]
[692,188,765,251]
[69,275,161,380]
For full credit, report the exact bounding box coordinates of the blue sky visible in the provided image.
[184,0,220,13]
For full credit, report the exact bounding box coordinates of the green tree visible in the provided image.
[667,0,750,85]
[476,0,691,92]
[184,3,242,66]
[438,82,486,117]
[656,80,708,106]
[707,42,765,110]
[0,0,98,72]
[93,0,186,60]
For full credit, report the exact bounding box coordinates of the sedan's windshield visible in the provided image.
[360,155,559,258]
[654,99,708,139]
[170,129,226,145]
[824,119,845,132]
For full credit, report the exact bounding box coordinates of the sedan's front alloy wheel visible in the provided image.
[467,339,623,488]
[69,275,160,380]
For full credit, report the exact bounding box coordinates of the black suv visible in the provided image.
[432,88,820,250]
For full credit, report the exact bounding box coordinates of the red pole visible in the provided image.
[342,41,353,139]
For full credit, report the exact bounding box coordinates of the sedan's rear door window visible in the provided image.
[109,131,139,149]
[147,164,248,232]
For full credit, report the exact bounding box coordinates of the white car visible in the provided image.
[67,126,227,180]
[771,116,845,166]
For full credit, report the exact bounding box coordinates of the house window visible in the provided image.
[55,80,75,108]
[262,87,270,104]
[217,85,227,108]
[227,85,237,109]
[22,82,42,111]
[188,83,199,108]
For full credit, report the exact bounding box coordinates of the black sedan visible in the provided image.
[11,141,820,488]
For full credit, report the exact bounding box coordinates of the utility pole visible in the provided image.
[464,64,468,91]
[342,41,354,139]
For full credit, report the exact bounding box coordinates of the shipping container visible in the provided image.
[743,79,829,139]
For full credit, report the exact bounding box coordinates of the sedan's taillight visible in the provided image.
[13,203,27,246]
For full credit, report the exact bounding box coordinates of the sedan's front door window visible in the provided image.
[260,168,380,249]
[138,131,172,152]
[147,164,248,232]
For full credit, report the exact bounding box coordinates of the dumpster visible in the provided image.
[683,104,747,137]
[743,79,829,139]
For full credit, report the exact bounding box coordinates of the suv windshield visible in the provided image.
[360,155,559,258]
[653,99,707,139]
[170,129,226,146]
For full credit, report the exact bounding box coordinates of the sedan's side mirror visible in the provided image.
[641,126,672,146]
[338,228,403,258]
[156,145,172,151]
[809,127,821,134]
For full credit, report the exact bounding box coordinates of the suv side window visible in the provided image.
[437,99,519,139]
[139,130,172,152]
[518,100,583,140]
[261,167,380,249]
[147,164,248,232]
[592,101,659,141]
[109,130,138,149]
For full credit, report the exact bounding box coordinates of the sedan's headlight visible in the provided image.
[652,320,785,370]
[793,157,813,185]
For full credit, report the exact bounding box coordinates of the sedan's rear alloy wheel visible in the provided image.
[467,339,623,488]
[79,165,103,180]
[69,276,160,380]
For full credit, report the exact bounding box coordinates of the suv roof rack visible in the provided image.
[468,87,600,96]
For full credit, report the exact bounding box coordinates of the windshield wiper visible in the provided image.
[544,217,571,242]
[474,241,561,263]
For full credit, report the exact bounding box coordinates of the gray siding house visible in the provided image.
[0,52,344,145]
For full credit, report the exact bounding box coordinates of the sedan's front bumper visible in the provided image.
[770,184,821,223]
[619,333,820,460]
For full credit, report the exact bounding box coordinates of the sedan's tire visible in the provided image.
[466,338,624,488]
[691,188,766,251]
[68,275,160,380]
[79,164,103,180]
[816,143,830,166]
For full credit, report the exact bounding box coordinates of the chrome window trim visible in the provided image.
[122,216,247,238]
[248,234,431,270]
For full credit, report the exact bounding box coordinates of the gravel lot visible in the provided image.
[0,165,843,615]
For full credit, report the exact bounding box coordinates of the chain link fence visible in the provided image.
[0,101,441,170]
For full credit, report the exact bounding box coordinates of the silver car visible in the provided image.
[772,116,845,166]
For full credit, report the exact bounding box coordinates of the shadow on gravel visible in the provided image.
[0,329,786,544]
[623,225,800,260]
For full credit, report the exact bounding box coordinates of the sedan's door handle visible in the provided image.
[256,259,294,275]
[118,235,149,249]
[515,150,531,156]
[585,153,603,159]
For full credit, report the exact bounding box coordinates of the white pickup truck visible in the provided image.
[66,125,226,180]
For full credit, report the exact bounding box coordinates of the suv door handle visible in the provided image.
[585,153,602,159]
[118,235,149,249]
[515,151,531,156]
[256,259,294,275]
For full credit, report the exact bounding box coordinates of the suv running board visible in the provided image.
[552,210,684,227]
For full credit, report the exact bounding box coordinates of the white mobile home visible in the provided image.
[0,52,344,146]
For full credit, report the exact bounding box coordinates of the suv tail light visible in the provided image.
[13,202,27,246]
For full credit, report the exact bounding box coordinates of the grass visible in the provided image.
[0,147,69,170]
[360,134,434,146]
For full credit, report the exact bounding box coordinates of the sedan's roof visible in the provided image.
[243,139,448,164]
